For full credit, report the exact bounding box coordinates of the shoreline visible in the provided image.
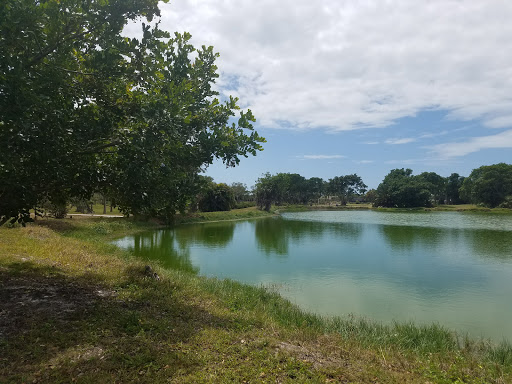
[1,215,511,382]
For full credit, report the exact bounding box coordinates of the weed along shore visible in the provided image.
[1,215,512,383]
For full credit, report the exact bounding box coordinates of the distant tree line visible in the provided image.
[372,163,512,208]
[250,163,512,212]
[459,163,512,208]
[254,173,367,211]
[372,169,463,208]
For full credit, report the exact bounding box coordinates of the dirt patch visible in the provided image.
[0,264,115,341]
[277,340,349,370]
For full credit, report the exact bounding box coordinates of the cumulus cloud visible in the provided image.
[130,0,512,134]
[428,129,512,159]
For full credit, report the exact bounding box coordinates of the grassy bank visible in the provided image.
[174,206,275,224]
[278,203,373,212]
[1,217,511,383]
[279,203,512,214]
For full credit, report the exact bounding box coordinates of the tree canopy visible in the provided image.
[416,172,446,205]
[255,173,315,210]
[198,183,235,212]
[254,172,367,210]
[327,174,367,205]
[445,173,466,205]
[374,169,433,208]
[0,0,265,224]
[460,163,512,208]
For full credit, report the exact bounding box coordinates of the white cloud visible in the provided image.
[385,138,416,145]
[419,131,450,139]
[301,155,346,160]
[428,129,512,159]
[133,0,512,133]
[354,160,374,164]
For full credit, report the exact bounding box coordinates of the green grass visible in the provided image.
[89,204,122,215]
[278,203,373,212]
[174,206,275,224]
[279,203,512,214]
[429,204,512,213]
[1,217,511,383]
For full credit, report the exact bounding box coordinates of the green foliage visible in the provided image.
[40,198,69,219]
[0,0,265,225]
[230,182,250,202]
[198,183,235,212]
[307,177,325,201]
[255,172,368,210]
[499,196,512,209]
[233,201,256,209]
[327,174,367,205]
[417,172,446,205]
[374,168,433,208]
[445,173,467,205]
[255,173,278,211]
[460,163,512,208]
[364,189,377,204]
[255,173,327,210]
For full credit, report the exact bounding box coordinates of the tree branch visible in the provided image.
[27,24,99,68]
[79,140,121,155]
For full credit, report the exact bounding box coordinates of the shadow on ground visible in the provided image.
[0,261,238,383]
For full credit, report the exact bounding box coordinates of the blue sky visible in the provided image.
[126,0,512,189]
[206,109,511,189]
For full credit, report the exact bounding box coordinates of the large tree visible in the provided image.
[230,182,249,203]
[0,0,265,224]
[460,163,512,208]
[254,173,327,210]
[417,172,446,205]
[374,169,432,208]
[445,173,466,205]
[327,174,367,205]
[198,183,235,212]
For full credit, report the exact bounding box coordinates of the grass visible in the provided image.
[428,204,512,213]
[279,203,373,212]
[278,203,512,214]
[1,217,511,383]
[174,206,275,224]
[89,204,122,215]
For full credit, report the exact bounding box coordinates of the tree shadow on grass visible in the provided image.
[0,261,249,383]
[33,219,78,233]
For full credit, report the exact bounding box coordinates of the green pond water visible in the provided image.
[114,210,512,342]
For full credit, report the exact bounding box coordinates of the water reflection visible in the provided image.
[176,222,235,249]
[254,217,363,256]
[379,225,442,251]
[380,224,512,260]
[120,230,198,274]
[114,211,512,341]
[114,222,236,274]
[463,229,512,261]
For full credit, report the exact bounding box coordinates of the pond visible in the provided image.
[114,210,512,342]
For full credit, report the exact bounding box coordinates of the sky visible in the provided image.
[125,0,512,189]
